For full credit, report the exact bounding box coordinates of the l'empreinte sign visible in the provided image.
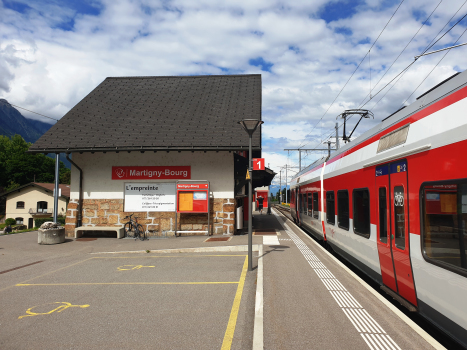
[124,183,176,212]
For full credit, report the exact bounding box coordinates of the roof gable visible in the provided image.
[29,74,262,153]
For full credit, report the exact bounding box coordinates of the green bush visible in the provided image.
[35,217,65,228]
[5,218,16,225]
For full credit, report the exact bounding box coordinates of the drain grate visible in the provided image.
[205,237,231,242]
[75,238,97,241]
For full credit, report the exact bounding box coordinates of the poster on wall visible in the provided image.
[124,183,176,212]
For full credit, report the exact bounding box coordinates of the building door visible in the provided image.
[28,218,34,229]
[376,159,417,306]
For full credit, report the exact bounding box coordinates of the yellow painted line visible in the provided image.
[16,282,239,286]
[221,255,248,350]
[0,258,94,293]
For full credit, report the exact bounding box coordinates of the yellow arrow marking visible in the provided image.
[18,302,89,319]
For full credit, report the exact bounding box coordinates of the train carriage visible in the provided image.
[290,70,467,347]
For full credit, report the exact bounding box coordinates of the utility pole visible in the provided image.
[335,123,340,150]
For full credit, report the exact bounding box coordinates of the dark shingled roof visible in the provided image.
[29,74,262,153]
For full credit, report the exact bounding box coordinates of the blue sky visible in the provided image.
[1,0,467,195]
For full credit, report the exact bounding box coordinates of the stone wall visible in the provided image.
[65,198,236,237]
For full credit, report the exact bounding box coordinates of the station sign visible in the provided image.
[124,182,176,212]
[112,166,191,180]
[253,158,265,170]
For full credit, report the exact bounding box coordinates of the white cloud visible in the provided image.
[0,0,466,164]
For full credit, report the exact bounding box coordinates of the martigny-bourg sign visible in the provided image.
[112,166,191,180]
[124,183,176,212]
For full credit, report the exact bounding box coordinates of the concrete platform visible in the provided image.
[0,211,449,349]
[258,208,444,350]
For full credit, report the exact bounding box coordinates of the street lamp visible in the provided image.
[238,119,263,271]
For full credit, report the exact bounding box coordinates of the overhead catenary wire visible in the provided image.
[0,100,59,121]
[357,0,444,109]
[295,0,406,150]
[298,0,462,156]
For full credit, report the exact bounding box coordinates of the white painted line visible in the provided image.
[253,244,263,350]
[273,208,446,350]
[262,236,280,246]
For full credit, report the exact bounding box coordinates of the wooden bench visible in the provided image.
[75,226,125,239]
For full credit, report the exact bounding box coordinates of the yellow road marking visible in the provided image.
[16,282,239,286]
[117,265,155,271]
[221,255,248,350]
[18,302,89,319]
[0,258,94,293]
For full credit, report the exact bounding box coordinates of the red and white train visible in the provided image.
[290,70,467,347]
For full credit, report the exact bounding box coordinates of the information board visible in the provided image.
[124,183,176,212]
[176,183,209,213]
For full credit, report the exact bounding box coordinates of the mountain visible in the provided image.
[0,99,71,168]
[0,99,55,143]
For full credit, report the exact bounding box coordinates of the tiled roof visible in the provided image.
[0,182,70,199]
[34,183,71,198]
[29,74,262,153]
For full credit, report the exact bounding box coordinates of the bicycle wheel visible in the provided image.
[137,224,145,241]
[124,222,135,238]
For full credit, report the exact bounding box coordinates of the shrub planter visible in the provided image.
[38,222,65,245]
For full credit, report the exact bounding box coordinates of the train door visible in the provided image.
[376,159,417,306]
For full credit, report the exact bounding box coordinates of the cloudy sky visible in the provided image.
[1,0,467,194]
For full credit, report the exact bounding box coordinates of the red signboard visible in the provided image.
[177,184,208,189]
[112,166,191,180]
[177,183,209,213]
[253,158,265,170]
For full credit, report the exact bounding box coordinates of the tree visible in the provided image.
[0,135,71,190]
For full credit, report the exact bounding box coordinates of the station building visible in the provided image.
[29,74,275,237]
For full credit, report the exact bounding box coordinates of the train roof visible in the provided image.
[292,68,467,182]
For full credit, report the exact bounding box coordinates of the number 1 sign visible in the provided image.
[253,158,265,170]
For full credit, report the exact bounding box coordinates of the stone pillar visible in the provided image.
[65,199,79,237]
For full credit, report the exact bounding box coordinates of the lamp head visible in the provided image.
[238,119,263,136]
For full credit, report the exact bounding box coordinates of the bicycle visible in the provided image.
[123,214,146,241]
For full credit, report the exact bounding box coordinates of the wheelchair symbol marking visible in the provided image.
[19,302,89,319]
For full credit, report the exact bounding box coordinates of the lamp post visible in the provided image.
[238,119,263,271]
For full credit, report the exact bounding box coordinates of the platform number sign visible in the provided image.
[253,158,265,171]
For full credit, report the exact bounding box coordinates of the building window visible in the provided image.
[353,189,370,238]
[15,217,23,225]
[326,191,335,225]
[37,201,48,213]
[337,190,349,230]
[307,193,313,216]
[313,192,319,219]
[421,181,467,275]
[16,201,25,209]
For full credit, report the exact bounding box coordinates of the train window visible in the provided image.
[421,181,467,274]
[337,190,349,230]
[326,191,335,225]
[379,188,388,243]
[313,193,319,219]
[353,189,370,238]
[300,194,306,215]
[394,186,405,249]
[307,193,313,216]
